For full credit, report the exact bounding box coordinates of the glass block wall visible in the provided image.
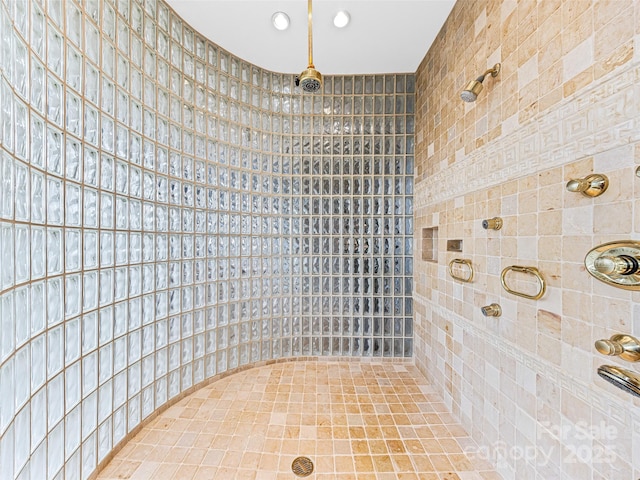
[0,0,414,478]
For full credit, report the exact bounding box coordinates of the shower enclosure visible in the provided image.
[0,0,414,478]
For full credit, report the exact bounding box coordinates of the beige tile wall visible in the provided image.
[414,0,640,478]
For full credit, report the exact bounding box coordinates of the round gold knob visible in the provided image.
[566,178,589,193]
[593,255,640,276]
[595,339,624,356]
[594,335,640,362]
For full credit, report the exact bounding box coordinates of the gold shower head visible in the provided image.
[296,0,322,93]
[461,63,501,102]
[298,66,322,93]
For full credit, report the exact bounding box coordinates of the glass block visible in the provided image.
[1,82,13,155]
[98,382,113,423]
[65,274,82,319]
[47,75,62,126]
[14,225,29,283]
[47,26,64,77]
[101,115,114,153]
[64,318,81,368]
[48,420,64,477]
[113,406,126,445]
[113,371,126,411]
[114,267,128,302]
[103,0,116,38]
[115,54,129,91]
[31,387,46,451]
[14,101,27,160]
[100,193,113,229]
[85,18,100,64]
[64,405,81,466]
[97,418,112,463]
[83,353,98,397]
[84,104,98,145]
[14,343,30,410]
[65,139,82,182]
[80,400,98,468]
[64,183,82,226]
[99,345,113,385]
[45,228,62,276]
[65,229,81,272]
[14,403,29,473]
[99,306,113,344]
[83,272,98,312]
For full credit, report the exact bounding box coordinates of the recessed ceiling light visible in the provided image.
[272,11,290,31]
[333,10,350,28]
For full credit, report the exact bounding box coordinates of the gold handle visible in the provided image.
[500,265,546,300]
[593,255,640,275]
[585,241,640,290]
[448,259,474,283]
[565,174,608,197]
[595,334,640,362]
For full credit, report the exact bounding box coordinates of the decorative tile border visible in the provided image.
[415,60,640,208]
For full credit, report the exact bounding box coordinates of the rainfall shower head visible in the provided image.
[296,0,322,93]
[298,67,322,93]
[461,63,501,102]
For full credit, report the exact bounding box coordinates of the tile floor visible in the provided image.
[96,360,502,479]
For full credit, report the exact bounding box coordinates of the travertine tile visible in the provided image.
[96,361,500,479]
[414,1,640,479]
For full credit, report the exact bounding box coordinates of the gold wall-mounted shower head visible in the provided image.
[461,63,501,102]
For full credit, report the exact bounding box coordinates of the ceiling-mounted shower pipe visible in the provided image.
[460,63,501,102]
[295,0,322,93]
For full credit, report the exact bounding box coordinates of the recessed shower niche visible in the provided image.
[422,227,438,261]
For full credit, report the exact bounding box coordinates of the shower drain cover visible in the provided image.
[291,456,314,477]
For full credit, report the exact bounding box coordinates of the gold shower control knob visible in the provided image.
[565,173,608,197]
[594,334,640,362]
[593,255,640,276]
[585,241,640,290]
[594,339,624,356]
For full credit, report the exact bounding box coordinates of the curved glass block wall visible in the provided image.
[0,0,414,478]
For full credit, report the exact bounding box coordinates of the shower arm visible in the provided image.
[478,64,500,82]
[307,0,314,68]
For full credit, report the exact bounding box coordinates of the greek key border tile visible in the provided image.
[415,60,640,208]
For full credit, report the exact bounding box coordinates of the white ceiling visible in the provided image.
[166,0,456,75]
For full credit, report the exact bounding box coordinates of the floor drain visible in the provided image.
[291,456,314,477]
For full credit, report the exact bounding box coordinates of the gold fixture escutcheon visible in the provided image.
[595,334,640,362]
[565,173,608,197]
[585,241,640,290]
